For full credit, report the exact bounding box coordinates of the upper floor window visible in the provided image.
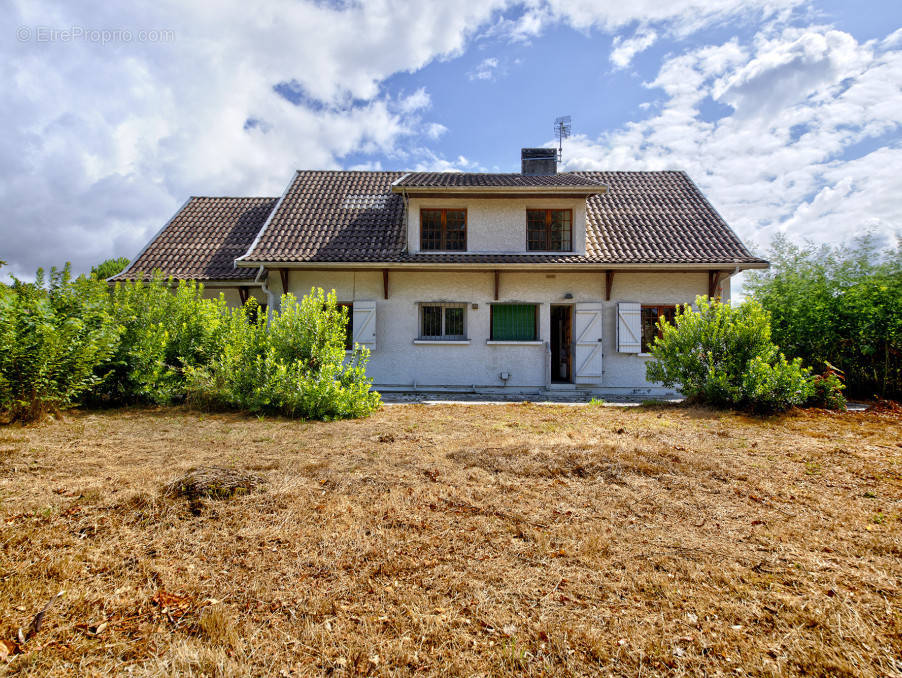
[527,209,572,251]
[421,208,467,251]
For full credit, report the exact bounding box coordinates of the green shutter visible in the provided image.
[492,305,537,341]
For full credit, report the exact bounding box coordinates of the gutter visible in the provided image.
[235,260,770,272]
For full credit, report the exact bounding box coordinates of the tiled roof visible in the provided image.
[393,172,605,189]
[237,171,408,264]
[239,170,765,266]
[112,197,278,282]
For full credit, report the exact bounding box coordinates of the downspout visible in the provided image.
[256,265,278,323]
[400,188,409,254]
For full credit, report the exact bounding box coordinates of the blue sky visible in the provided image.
[2,0,901,279]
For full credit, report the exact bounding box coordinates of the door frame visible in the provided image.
[550,304,573,384]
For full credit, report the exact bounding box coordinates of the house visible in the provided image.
[112,148,768,397]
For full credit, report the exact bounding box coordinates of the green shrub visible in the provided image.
[93,277,229,405]
[646,295,815,413]
[746,234,901,398]
[186,289,380,420]
[0,266,119,422]
[807,366,847,410]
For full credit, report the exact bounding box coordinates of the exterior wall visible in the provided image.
[406,197,587,255]
[201,286,266,307]
[275,268,715,395]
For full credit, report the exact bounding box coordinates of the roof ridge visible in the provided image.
[188,195,280,200]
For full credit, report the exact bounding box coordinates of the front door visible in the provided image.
[550,305,572,383]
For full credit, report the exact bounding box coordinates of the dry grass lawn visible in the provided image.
[1,403,901,676]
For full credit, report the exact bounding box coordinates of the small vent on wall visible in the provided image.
[342,194,389,209]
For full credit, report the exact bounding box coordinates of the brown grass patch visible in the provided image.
[0,403,900,676]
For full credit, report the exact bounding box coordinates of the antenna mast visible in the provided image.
[554,115,571,162]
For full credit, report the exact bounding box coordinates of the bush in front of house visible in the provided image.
[185,288,380,420]
[645,295,843,413]
[0,266,120,422]
[91,277,230,405]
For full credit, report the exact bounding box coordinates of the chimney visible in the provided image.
[521,148,557,175]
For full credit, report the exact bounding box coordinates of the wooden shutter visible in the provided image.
[617,302,641,353]
[573,302,603,384]
[352,301,376,350]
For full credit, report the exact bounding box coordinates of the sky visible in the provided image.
[2,0,901,283]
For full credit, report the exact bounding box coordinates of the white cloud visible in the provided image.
[610,29,658,68]
[399,87,432,114]
[468,57,500,80]
[1,0,891,281]
[560,24,902,258]
[425,122,448,139]
[2,0,513,277]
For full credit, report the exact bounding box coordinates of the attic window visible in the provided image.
[420,209,467,251]
[527,209,572,251]
[342,194,389,209]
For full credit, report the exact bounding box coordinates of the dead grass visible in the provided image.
[0,403,900,676]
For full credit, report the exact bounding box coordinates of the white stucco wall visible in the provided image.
[407,197,587,255]
[271,268,717,395]
[201,285,266,307]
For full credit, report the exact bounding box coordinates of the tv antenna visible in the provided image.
[554,115,571,162]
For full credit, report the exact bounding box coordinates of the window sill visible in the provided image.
[486,340,544,346]
[413,339,471,345]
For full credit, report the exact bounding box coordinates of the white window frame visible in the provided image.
[416,302,468,342]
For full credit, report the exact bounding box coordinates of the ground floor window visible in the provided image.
[419,303,466,340]
[641,305,676,352]
[338,302,353,350]
[491,304,538,341]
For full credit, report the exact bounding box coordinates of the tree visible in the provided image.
[90,257,130,281]
[745,234,901,398]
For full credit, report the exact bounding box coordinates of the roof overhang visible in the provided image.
[235,260,769,272]
[108,276,262,287]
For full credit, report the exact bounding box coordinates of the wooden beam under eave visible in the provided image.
[708,270,725,299]
[279,268,289,293]
[493,270,500,301]
[382,268,389,300]
[605,270,614,302]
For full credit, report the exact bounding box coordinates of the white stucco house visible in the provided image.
[113,148,768,397]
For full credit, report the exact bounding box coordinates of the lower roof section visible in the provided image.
[112,196,278,282]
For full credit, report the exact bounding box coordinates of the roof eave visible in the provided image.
[235,259,768,271]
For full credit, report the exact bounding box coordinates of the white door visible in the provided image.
[573,302,603,384]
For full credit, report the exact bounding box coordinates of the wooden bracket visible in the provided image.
[382,268,389,300]
[493,270,500,301]
[279,268,289,293]
[237,286,249,304]
[708,270,725,299]
[605,270,614,301]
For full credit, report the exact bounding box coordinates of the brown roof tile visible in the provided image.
[238,170,764,266]
[394,172,605,188]
[113,196,278,282]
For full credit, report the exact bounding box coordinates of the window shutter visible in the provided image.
[617,302,641,353]
[352,301,376,350]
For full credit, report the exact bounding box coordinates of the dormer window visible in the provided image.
[527,209,572,252]
[421,208,467,251]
